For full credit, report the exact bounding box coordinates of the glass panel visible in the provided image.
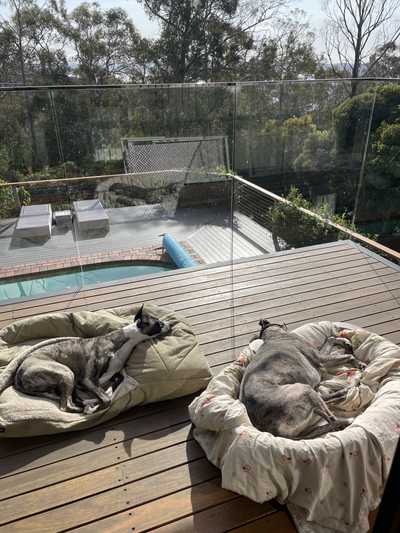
[0,89,85,303]
[50,84,236,370]
[352,81,400,251]
[1,80,399,390]
[232,79,400,418]
[0,89,68,180]
[233,80,349,253]
[233,80,391,253]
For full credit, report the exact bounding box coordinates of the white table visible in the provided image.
[54,209,72,227]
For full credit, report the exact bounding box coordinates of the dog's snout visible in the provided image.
[149,320,170,337]
[161,321,170,334]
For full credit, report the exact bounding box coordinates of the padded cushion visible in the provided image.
[0,303,211,437]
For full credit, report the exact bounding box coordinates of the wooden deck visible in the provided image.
[0,240,399,532]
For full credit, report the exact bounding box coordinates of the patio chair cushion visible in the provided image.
[0,303,211,437]
[20,204,52,216]
[189,321,400,533]
[73,199,109,231]
[14,204,52,239]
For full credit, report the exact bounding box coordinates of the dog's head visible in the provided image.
[134,304,170,337]
[258,319,287,340]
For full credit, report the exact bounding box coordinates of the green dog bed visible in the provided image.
[0,303,211,437]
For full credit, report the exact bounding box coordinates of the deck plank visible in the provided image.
[0,241,352,312]
[153,500,285,533]
[0,258,390,330]
[228,512,296,532]
[0,241,399,532]
[0,242,354,316]
[1,460,220,532]
[0,440,206,525]
[0,248,368,323]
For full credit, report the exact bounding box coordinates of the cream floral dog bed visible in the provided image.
[189,321,400,533]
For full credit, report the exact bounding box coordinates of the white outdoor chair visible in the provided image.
[14,204,52,239]
[73,199,109,233]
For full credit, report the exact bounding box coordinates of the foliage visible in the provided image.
[0,0,70,85]
[253,114,336,174]
[266,187,338,248]
[244,10,324,80]
[0,179,30,218]
[294,128,334,171]
[281,115,320,170]
[367,42,400,78]
[329,83,400,235]
[267,186,353,249]
[58,3,145,84]
[139,0,284,82]
[333,83,400,159]
[369,121,400,185]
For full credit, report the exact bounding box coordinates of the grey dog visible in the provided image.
[239,320,356,439]
[0,305,169,413]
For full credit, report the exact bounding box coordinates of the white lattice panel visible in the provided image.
[122,136,229,183]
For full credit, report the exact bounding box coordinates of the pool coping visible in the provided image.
[0,244,180,280]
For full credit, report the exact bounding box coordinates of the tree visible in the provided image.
[245,10,324,80]
[56,2,143,84]
[0,147,30,216]
[139,0,285,82]
[0,0,71,170]
[124,36,157,83]
[367,41,400,77]
[0,0,68,85]
[332,83,400,226]
[324,0,400,95]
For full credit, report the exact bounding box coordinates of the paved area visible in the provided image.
[0,206,273,277]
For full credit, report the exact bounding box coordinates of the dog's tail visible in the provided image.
[0,337,77,396]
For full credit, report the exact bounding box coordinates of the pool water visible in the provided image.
[0,263,174,302]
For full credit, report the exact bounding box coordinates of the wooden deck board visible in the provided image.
[0,240,399,532]
[0,250,370,324]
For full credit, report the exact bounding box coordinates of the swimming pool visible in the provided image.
[0,263,175,302]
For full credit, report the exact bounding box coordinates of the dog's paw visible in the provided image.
[84,403,101,414]
[338,328,370,350]
[338,329,356,339]
[64,403,84,413]
[237,353,249,366]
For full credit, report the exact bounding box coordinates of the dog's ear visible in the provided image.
[135,304,144,322]
[258,319,270,338]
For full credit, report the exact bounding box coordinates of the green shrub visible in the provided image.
[333,83,400,158]
[369,121,400,185]
[267,186,351,249]
[0,179,31,218]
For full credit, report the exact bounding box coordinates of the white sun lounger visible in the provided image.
[73,199,109,233]
[14,204,52,239]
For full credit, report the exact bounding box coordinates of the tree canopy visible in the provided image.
[1,0,399,85]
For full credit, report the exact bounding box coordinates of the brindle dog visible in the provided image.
[239,320,357,439]
[0,305,169,413]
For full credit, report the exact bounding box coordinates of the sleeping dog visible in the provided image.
[0,305,169,413]
[239,320,357,439]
